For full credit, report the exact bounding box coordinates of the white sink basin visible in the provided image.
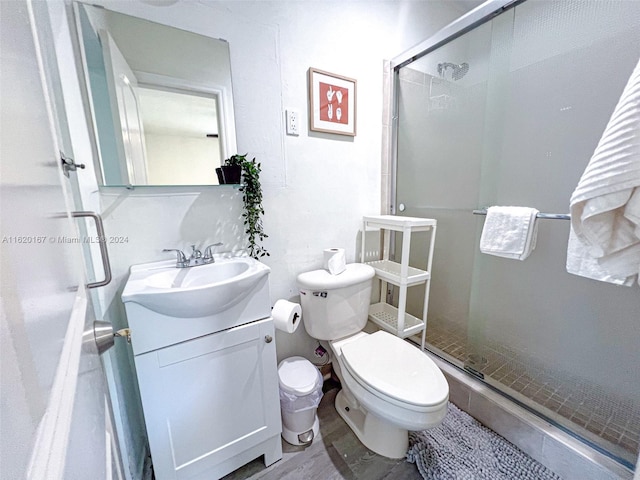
[122,256,270,318]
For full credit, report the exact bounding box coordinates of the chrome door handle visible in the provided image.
[93,321,115,354]
[93,321,131,355]
[72,211,112,288]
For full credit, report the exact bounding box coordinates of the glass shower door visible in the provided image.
[394,0,640,466]
[394,16,496,368]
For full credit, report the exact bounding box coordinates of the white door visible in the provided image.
[100,30,149,185]
[0,1,123,479]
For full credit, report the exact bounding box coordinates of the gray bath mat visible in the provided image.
[407,403,561,480]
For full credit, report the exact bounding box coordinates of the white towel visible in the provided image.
[567,57,640,286]
[566,229,635,286]
[480,206,539,260]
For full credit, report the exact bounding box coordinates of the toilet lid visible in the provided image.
[296,263,375,290]
[341,331,448,407]
[278,356,321,395]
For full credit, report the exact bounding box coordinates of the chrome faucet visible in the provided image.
[163,242,223,268]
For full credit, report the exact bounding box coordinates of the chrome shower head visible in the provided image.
[452,62,469,80]
[437,62,469,80]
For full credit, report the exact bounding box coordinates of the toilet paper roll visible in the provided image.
[323,248,346,275]
[272,299,302,333]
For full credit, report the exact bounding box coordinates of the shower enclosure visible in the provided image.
[390,0,640,468]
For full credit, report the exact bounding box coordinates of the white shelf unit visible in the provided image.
[361,215,437,350]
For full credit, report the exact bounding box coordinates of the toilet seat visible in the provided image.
[340,331,448,410]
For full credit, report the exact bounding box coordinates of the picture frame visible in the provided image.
[308,68,357,136]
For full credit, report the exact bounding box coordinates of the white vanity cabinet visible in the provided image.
[133,318,281,480]
[123,260,282,480]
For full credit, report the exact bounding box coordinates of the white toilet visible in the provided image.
[297,263,449,459]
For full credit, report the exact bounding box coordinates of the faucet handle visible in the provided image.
[163,249,188,267]
[203,242,223,260]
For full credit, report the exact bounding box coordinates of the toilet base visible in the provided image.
[281,416,319,446]
[335,389,408,459]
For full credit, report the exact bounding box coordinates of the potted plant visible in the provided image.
[216,154,243,184]
[238,155,269,259]
[218,154,269,258]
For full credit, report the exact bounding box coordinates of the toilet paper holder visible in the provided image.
[272,299,302,333]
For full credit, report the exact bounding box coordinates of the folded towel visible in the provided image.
[480,206,539,260]
[567,57,640,286]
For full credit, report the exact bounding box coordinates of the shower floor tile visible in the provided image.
[424,317,640,463]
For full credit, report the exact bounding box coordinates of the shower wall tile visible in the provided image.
[381,125,390,176]
[381,60,392,215]
[382,60,392,128]
[381,173,390,214]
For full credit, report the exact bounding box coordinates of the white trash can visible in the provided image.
[278,356,323,445]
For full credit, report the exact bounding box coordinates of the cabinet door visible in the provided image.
[134,318,280,480]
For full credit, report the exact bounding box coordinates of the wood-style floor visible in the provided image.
[222,384,422,480]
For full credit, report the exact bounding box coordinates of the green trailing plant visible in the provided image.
[225,154,269,259]
[223,154,243,167]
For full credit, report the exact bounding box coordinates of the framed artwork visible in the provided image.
[308,68,357,136]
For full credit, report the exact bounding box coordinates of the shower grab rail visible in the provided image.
[473,209,571,220]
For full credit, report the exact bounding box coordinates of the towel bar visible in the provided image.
[473,209,571,220]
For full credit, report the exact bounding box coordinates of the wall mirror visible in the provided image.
[74,3,237,186]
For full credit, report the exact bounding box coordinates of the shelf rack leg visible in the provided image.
[420,279,429,350]
[396,226,413,336]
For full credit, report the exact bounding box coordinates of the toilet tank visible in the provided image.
[296,264,375,341]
